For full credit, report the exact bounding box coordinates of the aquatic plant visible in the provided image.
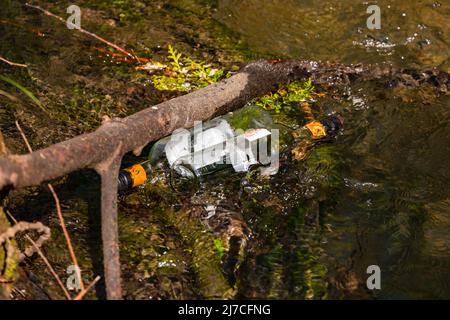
[214,238,226,259]
[255,79,315,113]
[165,207,235,298]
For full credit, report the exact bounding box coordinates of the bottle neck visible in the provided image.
[118,160,153,191]
[292,126,314,140]
[293,116,343,141]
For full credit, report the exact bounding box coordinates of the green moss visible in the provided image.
[264,244,285,299]
[226,104,269,130]
[2,246,17,281]
[118,182,234,299]
[304,144,343,192]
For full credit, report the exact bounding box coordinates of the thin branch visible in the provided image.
[47,184,85,291]
[0,60,320,189]
[0,56,28,68]
[74,275,100,300]
[25,3,140,63]
[5,211,72,300]
[15,121,33,153]
[15,120,85,292]
[0,18,45,37]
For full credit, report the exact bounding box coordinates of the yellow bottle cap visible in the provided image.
[305,121,327,139]
[125,164,147,187]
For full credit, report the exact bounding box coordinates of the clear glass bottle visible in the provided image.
[118,105,278,192]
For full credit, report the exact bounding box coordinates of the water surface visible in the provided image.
[1,0,448,299]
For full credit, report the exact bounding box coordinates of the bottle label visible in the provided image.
[125,164,147,187]
[306,121,327,139]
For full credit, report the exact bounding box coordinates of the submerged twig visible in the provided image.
[47,184,85,292]
[74,275,101,300]
[4,211,71,300]
[0,56,27,68]
[25,3,140,63]
[15,120,85,292]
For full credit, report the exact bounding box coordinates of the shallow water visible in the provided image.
[215,0,449,69]
[214,0,450,299]
[1,0,449,299]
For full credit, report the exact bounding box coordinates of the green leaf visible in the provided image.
[213,238,225,259]
[0,74,48,114]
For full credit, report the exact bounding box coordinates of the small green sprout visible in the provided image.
[167,44,183,72]
[149,45,228,92]
[213,238,225,259]
[0,74,48,114]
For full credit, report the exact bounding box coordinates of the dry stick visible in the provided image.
[47,184,85,292]
[74,275,100,300]
[15,120,85,292]
[25,3,139,62]
[15,121,33,153]
[0,56,28,68]
[5,211,72,300]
